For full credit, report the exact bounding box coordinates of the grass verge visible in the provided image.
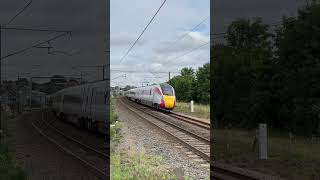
[111,148,175,180]
[0,111,27,180]
[173,101,210,119]
[110,98,177,179]
[0,144,26,180]
[213,128,320,180]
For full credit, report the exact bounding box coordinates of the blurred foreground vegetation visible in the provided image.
[0,113,26,180]
[212,1,320,136]
[213,128,320,179]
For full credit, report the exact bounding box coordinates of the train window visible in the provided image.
[160,84,173,96]
[63,95,82,104]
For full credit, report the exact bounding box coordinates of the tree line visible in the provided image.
[168,63,210,104]
[212,1,320,136]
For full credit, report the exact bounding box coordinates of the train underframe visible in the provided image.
[53,110,106,135]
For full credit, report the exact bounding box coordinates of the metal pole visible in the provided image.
[169,72,171,81]
[258,123,268,160]
[190,100,194,113]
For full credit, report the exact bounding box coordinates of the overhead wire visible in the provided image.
[4,0,32,26]
[162,16,209,52]
[0,32,71,61]
[119,0,167,63]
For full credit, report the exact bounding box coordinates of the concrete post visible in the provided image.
[190,100,194,113]
[258,123,268,160]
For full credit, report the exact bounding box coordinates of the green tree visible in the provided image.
[194,63,210,104]
[168,67,195,102]
[212,18,273,128]
[272,1,320,135]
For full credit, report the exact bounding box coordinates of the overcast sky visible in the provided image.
[110,0,210,87]
[0,0,107,83]
[212,0,306,44]
[1,0,306,87]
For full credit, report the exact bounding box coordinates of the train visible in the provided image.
[47,80,109,134]
[126,83,176,111]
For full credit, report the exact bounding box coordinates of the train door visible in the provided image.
[59,94,64,113]
[84,86,90,116]
[81,86,86,115]
[149,88,153,106]
[92,88,98,122]
[89,88,95,118]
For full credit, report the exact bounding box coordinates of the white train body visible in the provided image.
[48,80,109,134]
[126,83,176,110]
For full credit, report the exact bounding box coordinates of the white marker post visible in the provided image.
[258,123,268,160]
[190,100,194,113]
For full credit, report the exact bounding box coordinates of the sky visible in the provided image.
[0,0,305,87]
[110,0,210,87]
[0,0,107,83]
[212,0,306,44]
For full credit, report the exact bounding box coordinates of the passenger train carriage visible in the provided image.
[48,80,109,134]
[126,83,176,111]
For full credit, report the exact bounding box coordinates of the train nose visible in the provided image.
[163,95,175,109]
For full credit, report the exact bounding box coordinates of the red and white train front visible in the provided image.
[126,83,176,111]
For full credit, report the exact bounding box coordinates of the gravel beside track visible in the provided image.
[4,110,106,180]
[124,98,210,140]
[115,98,210,179]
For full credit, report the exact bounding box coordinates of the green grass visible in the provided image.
[0,111,27,180]
[111,99,180,179]
[173,102,210,119]
[111,150,176,180]
[111,98,122,149]
[0,144,26,180]
[213,128,320,179]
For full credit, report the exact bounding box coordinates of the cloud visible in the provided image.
[153,31,209,54]
[0,0,107,82]
[110,0,210,87]
[111,32,147,47]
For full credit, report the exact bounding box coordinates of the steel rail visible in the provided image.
[166,112,210,130]
[119,99,210,162]
[31,110,107,179]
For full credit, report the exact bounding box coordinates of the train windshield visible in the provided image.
[160,84,174,96]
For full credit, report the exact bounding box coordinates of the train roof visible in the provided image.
[49,80,109,96]
[126,83,173,91]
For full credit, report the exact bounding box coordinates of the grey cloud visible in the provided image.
[0,0,107,81]
[111,33,147,47]
[153,31,209,54]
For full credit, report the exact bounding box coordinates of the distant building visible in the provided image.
[31,90,46,107]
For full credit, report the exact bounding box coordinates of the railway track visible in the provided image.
[121,98,286,180]
[211,163,287,180]
[166,112,210,130]
[120,98,210,162]
[31,110,108,179]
